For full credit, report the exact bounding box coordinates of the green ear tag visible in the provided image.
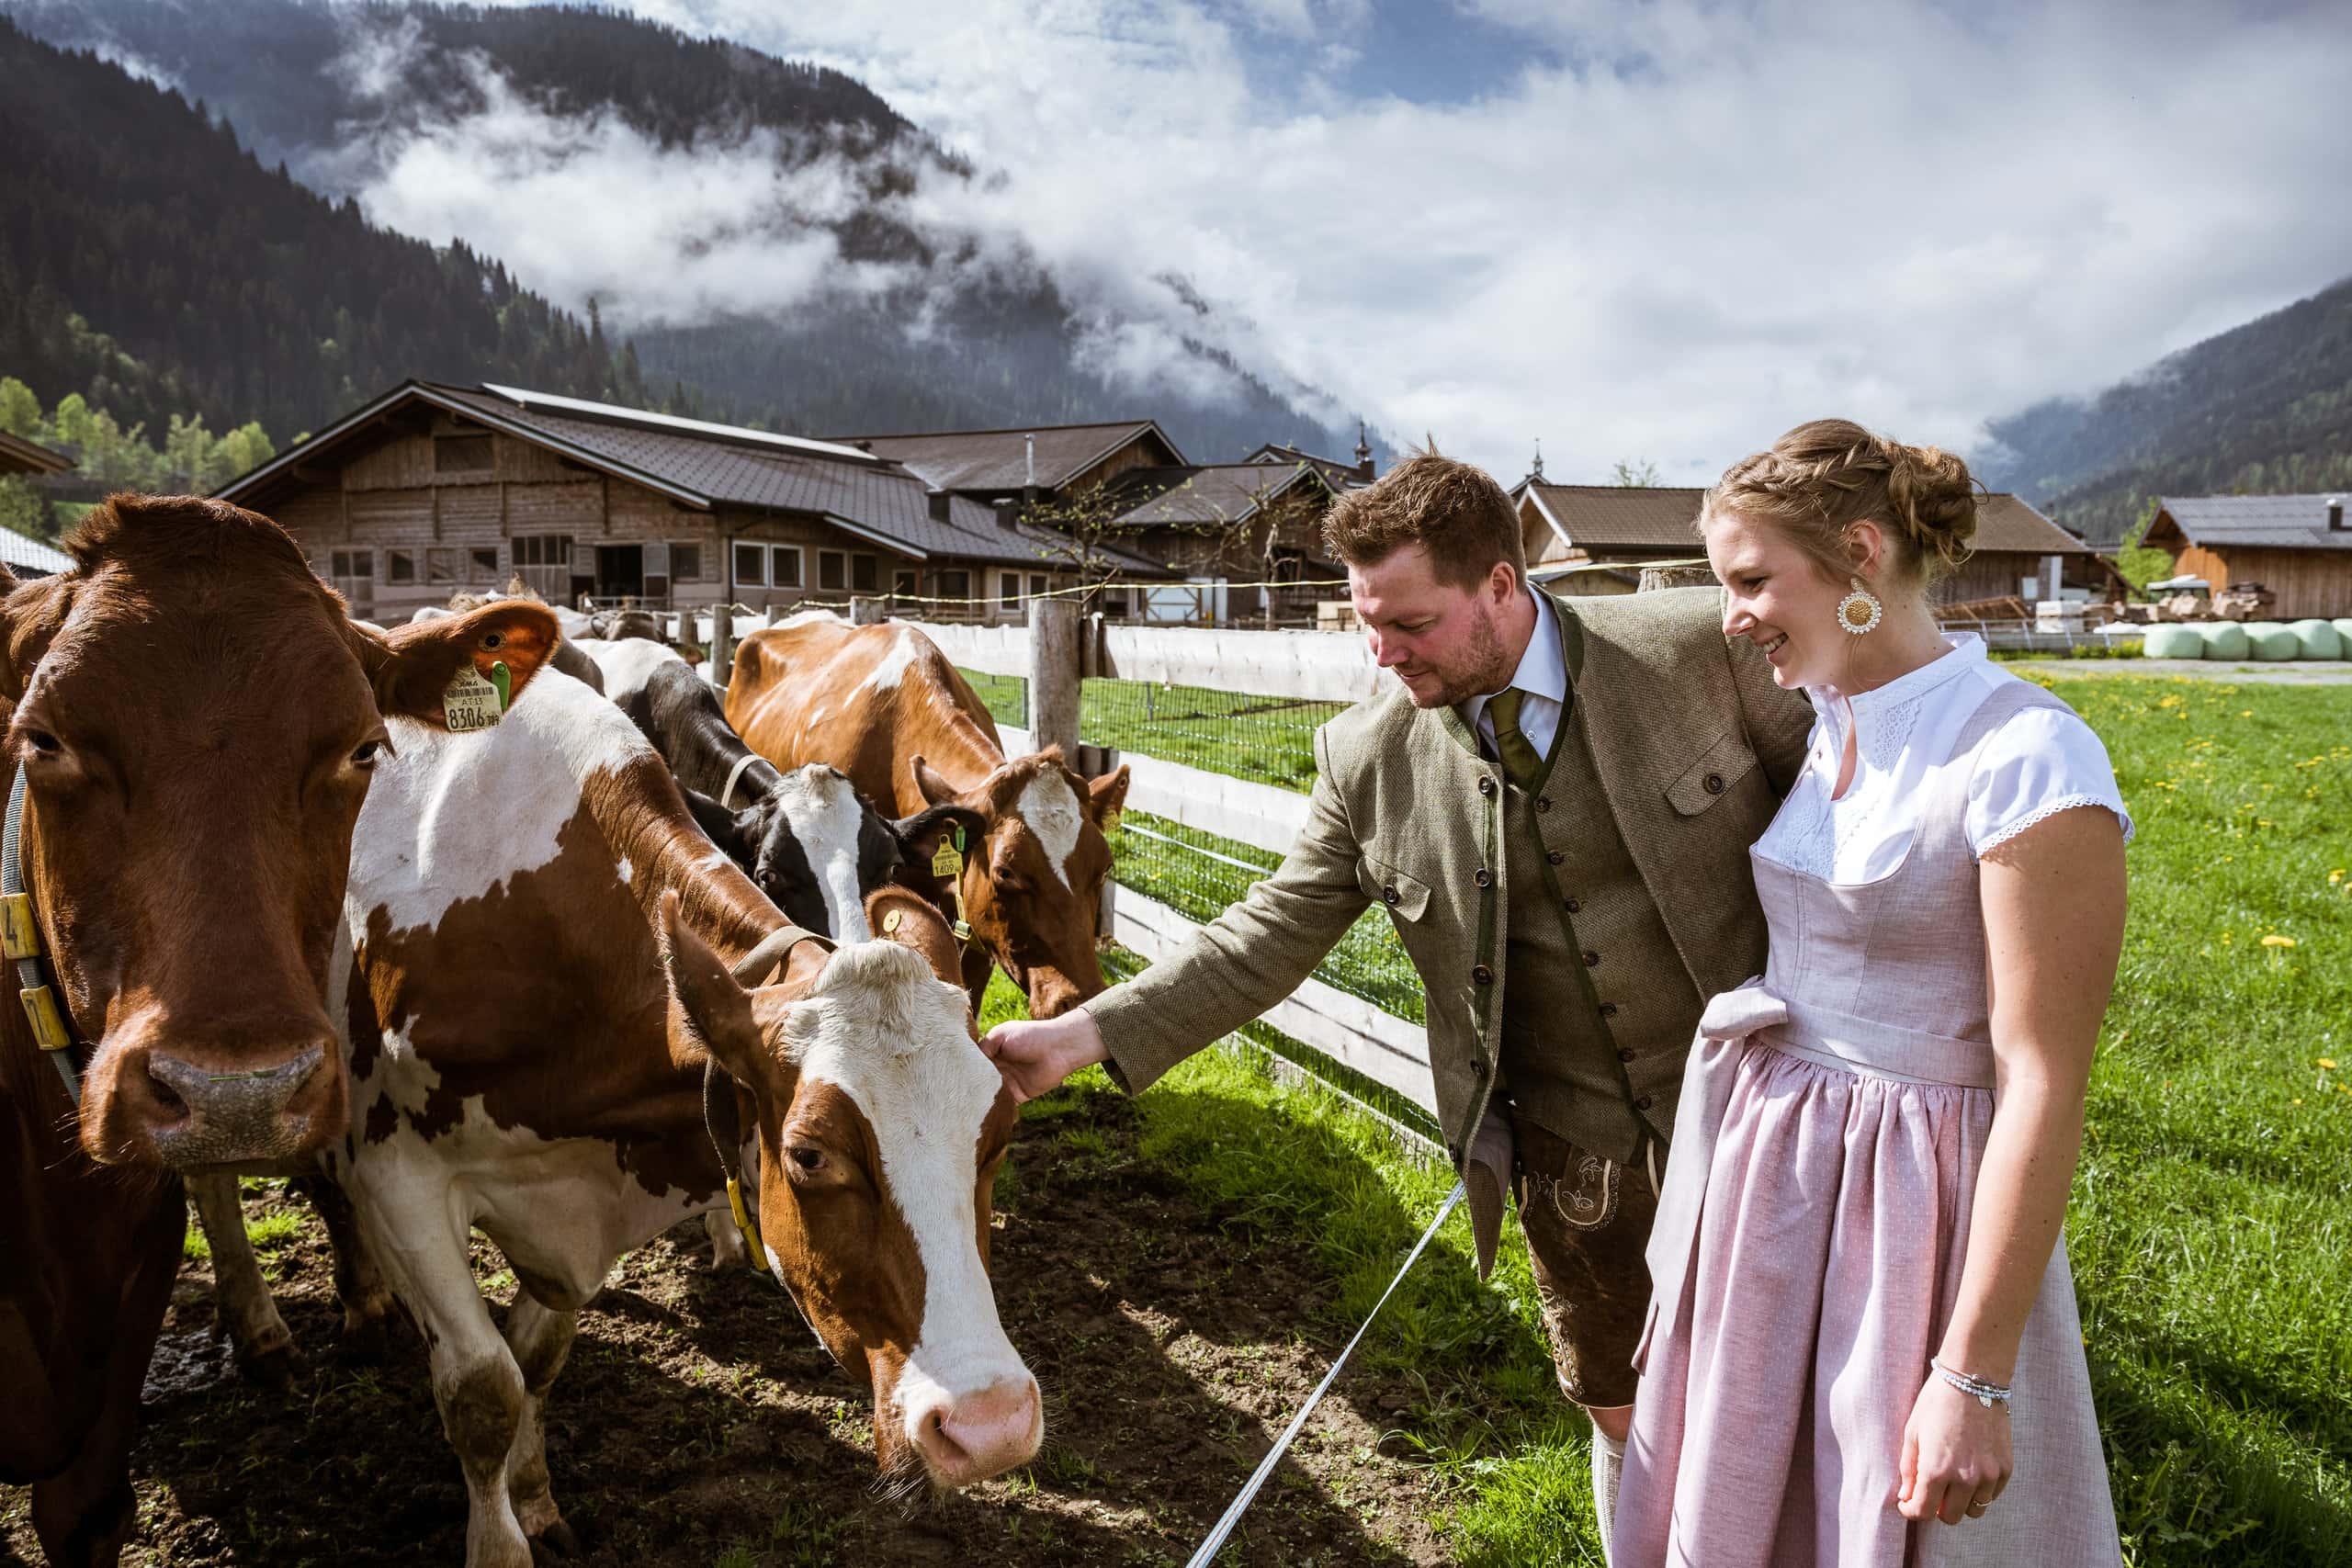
[490,660,512,714]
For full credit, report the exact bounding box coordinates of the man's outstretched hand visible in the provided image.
[980,1009,1111,1103]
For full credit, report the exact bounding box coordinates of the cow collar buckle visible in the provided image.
[2,767,85,1105]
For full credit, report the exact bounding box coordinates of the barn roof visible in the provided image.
[2149,494,2352,553]
[0,430,75,478]
[834,421,1187,495]
[215,381,1166,573]
[1520,484,2094,557]
[0,526,74,579]
[1107,461,1332,527]
[1240,442,1371,489]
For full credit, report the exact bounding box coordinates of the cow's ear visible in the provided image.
[909,754,965,808]
[1087,763,1131,828]
[865,886,963,987]
[656,889,775,1089]
[349,601,561,730]
[681,786,752,865]
[890,803,986,870]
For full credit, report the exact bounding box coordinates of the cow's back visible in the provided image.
[728,620,1004,815]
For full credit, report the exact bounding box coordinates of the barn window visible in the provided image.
[771,546,802,588]
[386,549,415,585]
[1000,572,1020,608]
[434,434,493,473]
[733,542,766,587]
[330,548,373,581]
[669,542,702,581]
[819,550,846,592]
[933,570,970,600]
[470,547,501,580]
[894,570,918,595]
[852,553,878,592]
[426,547,460,585]
[1029,574,1047,598]
[514,535,571,567]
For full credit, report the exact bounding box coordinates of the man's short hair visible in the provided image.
[1320,450,1526,592]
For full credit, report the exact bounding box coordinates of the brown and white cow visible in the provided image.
[0,495,554,1568]
[726,616,1129,1019]
[324,658,1037,1568]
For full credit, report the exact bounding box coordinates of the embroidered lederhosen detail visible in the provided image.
[1528,1151,1622,1231]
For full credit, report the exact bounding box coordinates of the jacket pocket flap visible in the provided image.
[1667,730,1759,817]
[1355,854,1431,920]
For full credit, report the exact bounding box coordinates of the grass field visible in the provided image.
[986,666,2351,1565]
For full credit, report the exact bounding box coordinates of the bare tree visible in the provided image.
[1611,457,1662,487]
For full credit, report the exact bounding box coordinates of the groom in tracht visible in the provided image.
[983,451,1811,1545]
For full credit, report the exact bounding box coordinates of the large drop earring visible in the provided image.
[1836,576,1883,636]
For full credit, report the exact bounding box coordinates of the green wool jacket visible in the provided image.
[1089,585,1815,1169]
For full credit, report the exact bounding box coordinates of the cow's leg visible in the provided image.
[502,1293,582,1556]
[702,1210,747,1270]
[186,1171,298,1384]
[354,1183,537,1568]
[30,1190,182,1568]
[295,1174,399,1353]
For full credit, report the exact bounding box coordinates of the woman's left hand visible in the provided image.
[1896,1375,2014,1526]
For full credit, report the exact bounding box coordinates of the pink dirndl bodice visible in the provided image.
[1613,681,2122,1568]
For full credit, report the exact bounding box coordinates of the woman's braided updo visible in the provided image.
[1700,418,1981,582]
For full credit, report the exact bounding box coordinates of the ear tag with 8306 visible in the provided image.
[443,662,504,732]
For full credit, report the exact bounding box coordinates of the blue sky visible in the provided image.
[280,0,2352,481]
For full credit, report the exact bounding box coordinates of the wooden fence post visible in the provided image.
[851,596,885,626]
[1028,597,1080,758]
[708,607,733,691]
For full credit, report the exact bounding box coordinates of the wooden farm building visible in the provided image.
[1096,457,1360,622]
[1513,480,2108,604]
[840,420,1187,507]
[214,382,1165,626]
[0,431,78,579]
[2142,494,2352,618]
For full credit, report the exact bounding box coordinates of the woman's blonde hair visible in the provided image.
[1701,418,1981,583]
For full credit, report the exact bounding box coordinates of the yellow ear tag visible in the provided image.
[931,839,963,879]
[443,664,503,732]
[882,908,904,934]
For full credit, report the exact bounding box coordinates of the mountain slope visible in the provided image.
[0,16,651,445]
[1981,274,2352,547]
[7,0,1375,464]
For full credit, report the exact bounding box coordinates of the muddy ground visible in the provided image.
[3,1089,1453,1567]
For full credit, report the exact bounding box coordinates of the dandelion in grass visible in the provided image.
[2263,935,2295,949]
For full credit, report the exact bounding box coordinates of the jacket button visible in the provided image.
[1383,885,1400,905]
[1635,1095,1654,1111]
[1474,868,1491,888]
[1473,964,1494,986]
[1535,796,1552,813]
[1473,1058,1489,1082]
[1565,897,1581,913]
[1600,1002,1619,1018]
[1703,773,1726,795]
[1547,851,1564,865]
[1582,950,1600,967]
[1477,775,1496,796]
[1617,1047,1636,1063]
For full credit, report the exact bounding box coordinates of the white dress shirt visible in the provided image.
[1459,589,1568,764]
[1752,633,2133,884]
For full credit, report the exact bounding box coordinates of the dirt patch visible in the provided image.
[4,1091,1453,1567]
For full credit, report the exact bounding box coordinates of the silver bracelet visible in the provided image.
[1929,1356,2013,1410]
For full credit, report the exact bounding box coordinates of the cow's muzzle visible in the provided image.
[89,1037,342,1168]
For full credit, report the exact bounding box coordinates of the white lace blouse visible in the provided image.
[1751,634,2134,885]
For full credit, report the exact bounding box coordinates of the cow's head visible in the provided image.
[683,765,984,944]
[658,886,1037,1487]
[907,747,1127,1019]
[0,495,557,1168]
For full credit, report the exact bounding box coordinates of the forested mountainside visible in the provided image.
[1980,273,2352,547]
[6,0,1373,464]
[0,17,651,446]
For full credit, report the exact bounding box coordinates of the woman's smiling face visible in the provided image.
[1706,509,1855,690]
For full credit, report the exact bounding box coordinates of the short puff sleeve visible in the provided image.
[1964,704,2133,859]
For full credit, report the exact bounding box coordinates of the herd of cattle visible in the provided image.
[1,496,1135,1568]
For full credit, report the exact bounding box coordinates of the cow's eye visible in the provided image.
[992,868,1026,894]
[788,1145,826,1174]
[350,740,382,768]
[24,729,61,756]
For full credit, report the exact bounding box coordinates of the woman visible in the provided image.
[1611,420,2129,1567]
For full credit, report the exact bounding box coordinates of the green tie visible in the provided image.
[1486,686,1543,791]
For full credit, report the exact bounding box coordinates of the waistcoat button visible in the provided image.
[1535,796,1552,813]
[1703,772,1726,795]
[1600,1002,1619,1018]
[1565,897,1581,913]
[1582,950,1600,967]
[1635,1095,1655,1111]
[1473,964,1495,986]
[1477,775,1497,796]
[1474,868,1491,887]
[1473,1058,1490,1081]
[1547,850,1564,865]
[1617,1047,1636,1063]
[1383,885,1400,905]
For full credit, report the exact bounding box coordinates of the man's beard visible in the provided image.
[1408,605,1512,709]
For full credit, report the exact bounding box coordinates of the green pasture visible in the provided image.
[968,667,2351,1565]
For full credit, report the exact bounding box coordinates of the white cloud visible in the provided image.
[347,0,2352,482]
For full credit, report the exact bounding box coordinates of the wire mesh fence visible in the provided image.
[1079,679,1345,793]
[961,670,1029,731]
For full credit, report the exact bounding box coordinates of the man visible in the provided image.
[985,453,1810,1549]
